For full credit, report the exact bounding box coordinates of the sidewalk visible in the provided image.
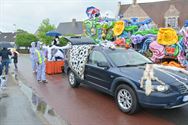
[0,75,44,125]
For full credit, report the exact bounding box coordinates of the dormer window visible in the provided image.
[165,17,178,28]
[164,5,180,28]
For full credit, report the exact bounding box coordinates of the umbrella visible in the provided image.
[86,6,100,18]
[0,42,14,48]
[46,31,62,37]
[11,48,19,55]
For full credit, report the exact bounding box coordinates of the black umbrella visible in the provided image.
[0,42,14,48]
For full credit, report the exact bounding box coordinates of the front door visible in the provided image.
[85,50,112,89]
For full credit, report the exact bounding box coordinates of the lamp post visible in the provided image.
[13,24,17,33]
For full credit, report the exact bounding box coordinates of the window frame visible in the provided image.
[165,16,178,28]
[88,50,109,66]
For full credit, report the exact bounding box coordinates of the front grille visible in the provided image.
[177,84,188,94]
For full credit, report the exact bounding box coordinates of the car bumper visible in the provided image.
[137,90,188,109]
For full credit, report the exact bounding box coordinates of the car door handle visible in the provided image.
[110,75,115,78]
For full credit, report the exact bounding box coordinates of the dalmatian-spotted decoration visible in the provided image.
[68,45,94,79]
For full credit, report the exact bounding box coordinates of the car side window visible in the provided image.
[88,51,108,66]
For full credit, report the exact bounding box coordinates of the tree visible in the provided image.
[37,18,56,45]
[16,32,38,47]
[16,29,28,34]
[59,37,69,46]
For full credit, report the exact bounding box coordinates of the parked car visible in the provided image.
[65,45,188,114]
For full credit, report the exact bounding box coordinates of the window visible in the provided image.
[166,17,178,28]
[88,51,108,65]
[107,49,151,67]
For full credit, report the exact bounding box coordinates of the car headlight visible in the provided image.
[152,84,170,92]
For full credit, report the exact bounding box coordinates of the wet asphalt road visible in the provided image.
[0,74,44,125]
[16,55,188,125]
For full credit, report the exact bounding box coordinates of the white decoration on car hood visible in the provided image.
[140,64,188,96]
[140,64,166,96]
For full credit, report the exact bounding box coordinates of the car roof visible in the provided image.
[93,46,136,53]
[64,36,95,45]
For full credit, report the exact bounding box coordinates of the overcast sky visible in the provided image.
[0,0,167,33]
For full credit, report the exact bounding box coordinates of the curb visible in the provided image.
[11,72,70,125]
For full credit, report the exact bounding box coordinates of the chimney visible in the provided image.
[116,1,122,18]
[72,18,76,26]
[170,0,176,4]
[133,0,137,5]
[118,1,121,6]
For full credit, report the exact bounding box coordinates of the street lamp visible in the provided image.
[13,24,17,32]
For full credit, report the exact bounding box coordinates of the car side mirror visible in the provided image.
[97,62,109,69]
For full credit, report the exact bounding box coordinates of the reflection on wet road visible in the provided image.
[0,76,43,125]
[17,55,188,125]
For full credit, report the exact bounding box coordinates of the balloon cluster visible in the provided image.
[83,7,157,46]
[83,7,188,68]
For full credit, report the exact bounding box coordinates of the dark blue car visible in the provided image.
[65,46,188,114]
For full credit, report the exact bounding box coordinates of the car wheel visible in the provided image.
[68,70,80,88]
[115,84,140,114]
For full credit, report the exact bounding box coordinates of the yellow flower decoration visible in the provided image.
[113,21,124,36]
[157,28,178,45]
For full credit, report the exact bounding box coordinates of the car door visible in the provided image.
[85,50,112,89]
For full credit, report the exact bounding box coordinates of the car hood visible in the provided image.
[119,65,188,87]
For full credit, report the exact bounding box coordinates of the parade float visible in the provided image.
[61,7,188,114]
[83,6,188,69]
[44,31,69,75]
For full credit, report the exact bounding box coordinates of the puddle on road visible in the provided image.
[18,81,70,125]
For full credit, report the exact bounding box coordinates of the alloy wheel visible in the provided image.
[117,89,133,110]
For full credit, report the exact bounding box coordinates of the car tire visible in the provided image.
[115,84,140,114]
[68,70,80,88]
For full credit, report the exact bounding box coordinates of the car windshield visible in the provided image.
[107,49,152,67]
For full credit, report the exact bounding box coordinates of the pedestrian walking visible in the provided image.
[0,61,2,76]
[0,47,11,90]
[35,41,48,83]
[30,42,37,73]
[11,48,19,71]
[0,61,3,89]
[0,48,12,76]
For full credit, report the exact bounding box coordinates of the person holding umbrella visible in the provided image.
[0,47,12,76]
[45,31,62,61]
[0,59,2,85]
[11,48,19,71]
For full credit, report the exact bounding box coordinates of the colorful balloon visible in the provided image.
[113,21,125,36]
[86,6,100,18]
[157,28,178,45]
[165,45,179,57]
[149,41,165,62]
[114,38,125,46]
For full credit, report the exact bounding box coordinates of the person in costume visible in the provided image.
[35,41,47,83]
[29,42,37,73]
